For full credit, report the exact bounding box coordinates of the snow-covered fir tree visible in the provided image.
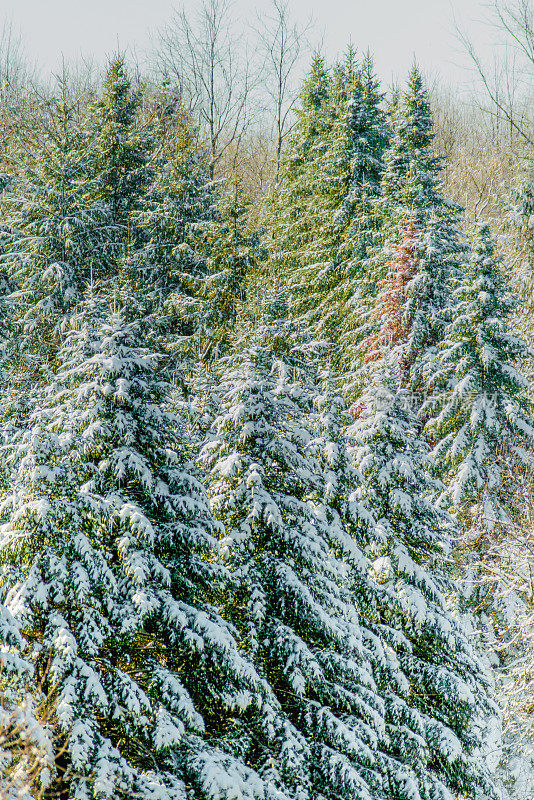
[426,223,534,524]
[266,49,390,365]
[84,56,153,256]
[380,65,441,227]
[0,600,54,800]
[125,116,219,368]
[265,54,333,317]
[402,213,462,393]
[333,52,388,317]
[284,51,388,362]
[0,77,114,362]
[362,213,419,386]
[200,305,394,800]
[423,224,534,796]
[0,297,277,800]
[375,67,466,359]
[197,173,257,360]
[349,360,500,800]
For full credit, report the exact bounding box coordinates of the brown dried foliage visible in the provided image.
[362,214,420,384]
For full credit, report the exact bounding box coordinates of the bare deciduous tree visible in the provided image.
[254,0,312,183]
[155,0,252,179]
[458,0,534,150]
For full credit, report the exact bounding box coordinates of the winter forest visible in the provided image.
[3,0,534,798]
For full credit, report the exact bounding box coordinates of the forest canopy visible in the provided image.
[1,2,534,799]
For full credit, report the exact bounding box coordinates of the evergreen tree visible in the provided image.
[0,299,275,799]
[127,120,253,384]
[374,67,466,378]
[200,297,500,799]
[362,213,419,386]
[265,54,332,312]
[197,173,256,360]
[200,312,391,800]
[425,223,534,521]
[0,78,114,361]
[423,224,534,800]
[380,65,441,226]
[333,51,388,301]
[402,213,461,393]
[266,50,390,363]
[126,118,219,369]
[0,601,54,799]
[349,368,499,800]
[285,51,388,359]
[84,56,153,255]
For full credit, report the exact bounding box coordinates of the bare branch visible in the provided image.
[153,0,253,179]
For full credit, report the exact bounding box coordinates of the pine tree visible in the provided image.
[197,173,256,360]
[288,51,388,358]
[268,50,389,364]
[126,117,253,386]
[0,298,275,799]
[0,600,54,800]
[423,223,534,660]
[380,65,441,225]
[349,368,499,800]
[422,224,534,800]
[333,51,388,305]
[125,117,219,370]
[374,67,466,375]
[402,213,461,394]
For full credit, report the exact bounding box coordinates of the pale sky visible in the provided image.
[3,0,498,88]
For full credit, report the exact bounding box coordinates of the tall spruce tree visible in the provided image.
[0,298,279,799]
[379,66,444,230]
[199,307,393,800]
[425,223,534,521]
[286,51,388,359]
[378,66,465,264]
[125,117,219,367]
[126,116,253,389]
[334,51,388,304]
[200,296,500,799]
[423,223,534,800]
[84,56,153,258]
[265,55,332,310]
[267,50,390,366]
[0,78,114,363]
[366,69,468,395]
[349,366,499,800]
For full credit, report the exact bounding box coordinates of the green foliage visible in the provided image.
[0,49,518,800]
[84,56,154,252]
[0,78,117,403]
[426,224,534,520]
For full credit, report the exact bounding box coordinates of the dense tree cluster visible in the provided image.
[0,47,533,800]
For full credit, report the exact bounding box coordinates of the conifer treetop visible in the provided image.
[426,223,534,524]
